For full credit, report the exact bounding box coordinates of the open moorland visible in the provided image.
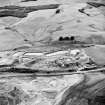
[0,0,105,105]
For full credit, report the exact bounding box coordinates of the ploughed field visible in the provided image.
[0,0,105,105]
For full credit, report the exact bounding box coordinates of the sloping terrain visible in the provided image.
[0,0,105,105]
[0,0,105,51]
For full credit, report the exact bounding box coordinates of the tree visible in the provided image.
[59,36,64,41]
[70,36,75,41]
[63,37,70,41]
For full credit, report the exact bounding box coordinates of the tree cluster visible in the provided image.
[59,36,75,41]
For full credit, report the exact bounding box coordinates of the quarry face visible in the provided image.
[0,0,105,105]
